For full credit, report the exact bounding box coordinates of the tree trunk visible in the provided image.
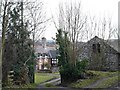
[1,1,8,86]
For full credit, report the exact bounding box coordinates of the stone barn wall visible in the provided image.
[79,36,119,71]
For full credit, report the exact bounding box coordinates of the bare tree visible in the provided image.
[85,16,118,70]
[0,0,14,86]
[84,15,118,41]
[24,0,49,49]
[58,1,87,66]
[90,17,117,40]
[21,0,50,83]
[0,0,3,87]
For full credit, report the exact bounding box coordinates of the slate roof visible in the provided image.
[106,39,119,53]
[35,45,56,53]
[78,36,120,54]
[35,40,56,47]
[49,50,59,59]
[88,36,120,54]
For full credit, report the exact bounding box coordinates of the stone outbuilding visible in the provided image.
[79,36,119,71]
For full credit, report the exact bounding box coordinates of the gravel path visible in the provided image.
[36,77,71,90]
[84,74,119,88]
[36,73,119,89]
[84,77,112,88]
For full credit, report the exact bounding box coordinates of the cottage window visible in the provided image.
[92,44,96,53]
[97,43,100,53]
[38,53,41,57]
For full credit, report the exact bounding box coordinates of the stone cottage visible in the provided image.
[79,36,119,71]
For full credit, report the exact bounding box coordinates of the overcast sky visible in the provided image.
[1,0,119,40]
[41,0,119,40]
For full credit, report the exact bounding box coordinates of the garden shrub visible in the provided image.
[56,29,89,84]
[60,59,88,83]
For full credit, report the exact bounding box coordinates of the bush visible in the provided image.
[86,71,97,79]
[60,59,88,83]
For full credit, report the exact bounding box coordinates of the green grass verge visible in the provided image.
[70,70,118,88]
[23,73,58,88]
[5,73,58,88]
[35,73,57,84]
[71,78,99,88]
[53,72,60,75]
[95,76,118,88]
[87,70,118,78]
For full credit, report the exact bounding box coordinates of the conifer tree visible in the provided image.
[2,2,35,85]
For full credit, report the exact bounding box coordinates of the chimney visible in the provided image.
[42,37,46,48]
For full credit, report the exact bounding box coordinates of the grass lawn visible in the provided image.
[6,72,59,88]
[23,72,59,88]
[70,70,118,88]
[35,73,57,84]
[53,72,60,75]
[95,76,118,88]
[70,77,99,88]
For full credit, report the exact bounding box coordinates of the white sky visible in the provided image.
[41,0,119,40]
[1,0,119,40]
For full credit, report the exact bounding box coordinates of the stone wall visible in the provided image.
[79,36,119,71]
